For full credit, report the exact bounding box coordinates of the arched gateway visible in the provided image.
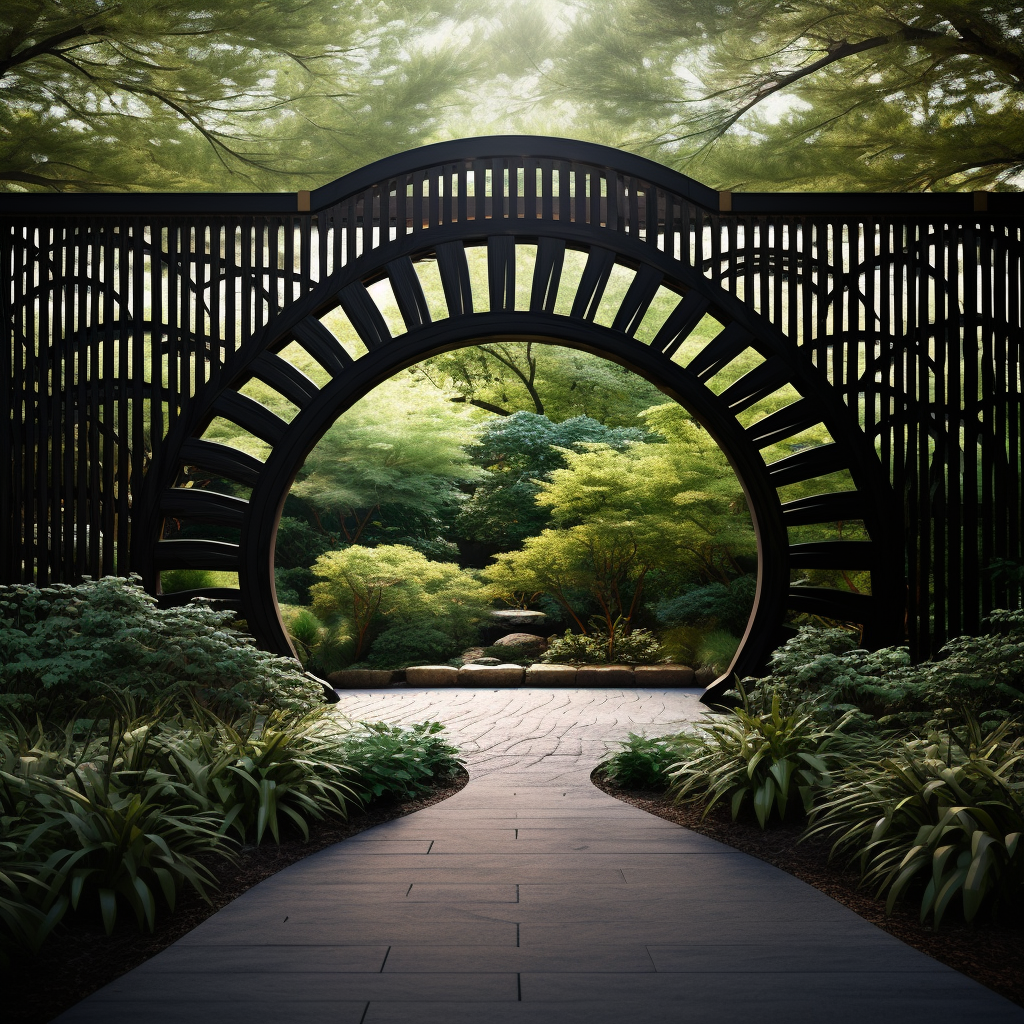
[124,138,905,702]
[13,136,1021,703]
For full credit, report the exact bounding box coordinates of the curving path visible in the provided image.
[57,687,1024,1023]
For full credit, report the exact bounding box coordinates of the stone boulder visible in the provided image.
[491,632,547,658]
[488,609,548,633]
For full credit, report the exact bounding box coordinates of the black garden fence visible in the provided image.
[3,136,1021,697]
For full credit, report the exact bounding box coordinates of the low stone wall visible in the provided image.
[327,663,704,690]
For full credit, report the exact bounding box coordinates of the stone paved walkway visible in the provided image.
[56,688,1024,1023]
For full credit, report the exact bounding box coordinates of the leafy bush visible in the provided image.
[0,578,324,720]
[339,721,463,802]
[660,625,740,672]
[542,621,662,665]
[0,706,465,954]
[808,715,1024,927]
[656,575,757,635]
[670,688,874,827]
[760,617,1024,728]
[310,545,488,662]
[367,624,456,669]
[599,732,698,790]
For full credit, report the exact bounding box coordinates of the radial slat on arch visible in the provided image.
[746,398,817,448]
[212,392,289,448]
[781,490,864,525]
[152,538,240,570]
[387,257,431,330]
[436,241,473,316]
[250,352,320,409]
[569,247,615,321]
[611,264,661,336]
[339,282,391,349]
[159,489,248,527]
[788,540,874,570]
[530,238,565,314]
[650,291,714,358]
[717,358,791,414]
[766,443,846,487]
[291,315,354,378]
[179,439,263,487]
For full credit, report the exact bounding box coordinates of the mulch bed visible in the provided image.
[7,770,469,1024]
[592,772,1024,1009]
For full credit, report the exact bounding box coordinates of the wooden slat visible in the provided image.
[766,443,847,487]
[291,315,353,377]
[611,264,661,335]
[745,398,818,448]
[157,588,243,611]
[787,586,875,622]
[179,439,264,487]
[684,319,749,377]
[436,241,473,316]
[530,237,565,313]
[781,491,864,526]
[717,358,789,414]
[212,392,289,447]
[251,352,320,408]
[788,541,875,570]
[152,538,240,570]
[569,247,615,320]
[387,256,431,329]
[159,488,248,527]
[488,235,515,311]
[338,282,391,349]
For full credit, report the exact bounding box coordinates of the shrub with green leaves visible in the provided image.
[339,721,463,802]
[599,732,699,790]
[759,616,1024,728]
[670,688,876,827]
[367,624,456,669]
[0,577,324,720]
[542,621,662,665]
[808,715,1024,928]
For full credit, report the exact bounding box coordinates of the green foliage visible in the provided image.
[0,577,324,720]
[367,625,456,669]
[759,617,1024,728]
[416,343,666,425]
[194,710,358,845]
[310,545,488,662]
[2,0,483,192]
[670,689,872,828]
[809,716,1024,928]
[542,622,662,665]
[0,703,465,955]
[338,721,463,802]
[485,411,754,634]
[553,0,1024,191]
[657,576,757,635]
[659,627,740,674]
[457,411,651,550]
[291,382,483,548]
[600,732,696,790]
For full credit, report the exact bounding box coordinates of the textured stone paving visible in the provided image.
[56,688,1024,1023]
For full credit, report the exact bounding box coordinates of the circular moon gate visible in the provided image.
[136,145,904,704]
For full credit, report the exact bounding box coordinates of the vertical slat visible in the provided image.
[87,218,102,574]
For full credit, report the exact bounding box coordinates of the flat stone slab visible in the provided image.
[326,669,397,689]
[524,664,577,687]
[403,665,459,687]
[633,664,695,687]
[458,664,525,686]
[574,664,635,686]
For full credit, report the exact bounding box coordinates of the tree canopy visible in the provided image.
[550,0,1024,190]
[1,0,480,191]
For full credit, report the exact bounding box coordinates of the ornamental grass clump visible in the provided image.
[669,686,876,828]
[807,713,1024,928]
